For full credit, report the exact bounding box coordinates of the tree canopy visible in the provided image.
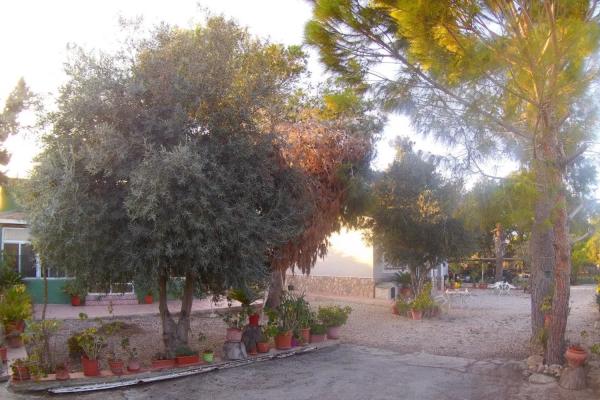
[367,139,473,293]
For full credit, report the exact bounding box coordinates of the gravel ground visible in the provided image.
[308,284,600,360]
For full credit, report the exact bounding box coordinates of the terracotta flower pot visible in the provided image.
[143,295,153,304]
[12,364,30,381]
[176,354,200,366]
[0,346,7,362]
[274,331,293,350]
[479,283,488,289]
[565,346,587,368]
[326,326,341,340]
[411,309,423,320]
[310,334,327,343]
[55,367,70,381]
[81,356,100,377]
[7,334,23,348]
[108,359,125,375]
[248,313,260,326]
[71,295,81,306]
[202,351,214,363]
[6,320,25,335]
[257,342,270,353]
[127,359,141,372]
[226,328,243,342]
[151,358,176,370]
[300,327,311,344]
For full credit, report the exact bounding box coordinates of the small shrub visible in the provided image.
[174,345,197,357]
[317,305,352,328]
[395,298,412,316]
[310,323,327,335]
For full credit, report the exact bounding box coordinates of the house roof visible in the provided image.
[0,210,27,224]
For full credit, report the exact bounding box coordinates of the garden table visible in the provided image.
[443,289,472,308]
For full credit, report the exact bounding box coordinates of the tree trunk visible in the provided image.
[158,270,196,357]
[265,268,285,309]
[529,126,571,364]
[494,223,505,282]
[529,193,555,351]
[546,185,571,364]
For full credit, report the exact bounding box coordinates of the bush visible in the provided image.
[395,298,412,316]
[174,345,197,357]
[0,262,22,294]
[310,323,327,335]
[410,283,434,312]
[317,305,352,328]
[0,284,32,326]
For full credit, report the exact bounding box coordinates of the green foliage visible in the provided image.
[0,261,22,294]
[21,17,311,301]
[317,305,352,328]
[221,308,248,330]
[309,322,327,335]
[75,327,106,360]
[61,279,87,298]
[0,284,32,325]
[367,139,474,293]
[410,283,435,312]
[394,298,412,316]
[393,272,411,288]
[23,319,62,374]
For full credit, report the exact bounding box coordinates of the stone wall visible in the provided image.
[286,275,374,298]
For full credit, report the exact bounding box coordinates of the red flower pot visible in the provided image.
[310,334,327,343]
[411,310,423,320]
[127,359,141,372]
[55,367,70,381]
[152,358,176,370]
[12,365,30,381]
[143,295,153,304]
[565,346,587,368]
[176,354,200,366]
[478,283,488,289]
[226,328,243,342]
[108,359,125,375]
[326,326,341,340]
[6,334,23,348]
[71,295,81,306]
[274,331,292,350]
[299,328,310,344]
[257,342,270,353]
[248,313,260,326]
[0,346,7,362]
[392,304,399,315]
[81,356,100,377]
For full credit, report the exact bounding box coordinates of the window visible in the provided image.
[3,242,37,278]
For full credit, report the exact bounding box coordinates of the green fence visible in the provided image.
[24,278,71,304]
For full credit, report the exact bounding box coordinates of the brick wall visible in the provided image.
[286,275,374,298]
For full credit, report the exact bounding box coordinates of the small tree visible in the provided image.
[368,139,473,294]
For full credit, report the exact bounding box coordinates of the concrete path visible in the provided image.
[33,298,238,320]
[1,344,597,400]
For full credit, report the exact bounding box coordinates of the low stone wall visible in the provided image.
[286,275,374,298]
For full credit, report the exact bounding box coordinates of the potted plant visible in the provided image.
[143,291,153,304]
[394,272,413,298]
[257,323,277,353]
[0,284,32,347]
[151,352,176,369]
[228,286,263,326]
[202,349,214,363]
[11,358,30,381]
[174,345,200,366]
[410,284,434,321]
[294,295,312,344]
[120,338,140,372]
[62,280,86,306]
[394,298,412,317]
[270,293,299,350]
[55,362,70,381]
[222,309,247,342]
[309,323,327,343]
[104,321,125,375]
[76,326,106,377]
[317,305,352,339]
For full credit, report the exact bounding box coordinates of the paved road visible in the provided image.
[1,345,597,400]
